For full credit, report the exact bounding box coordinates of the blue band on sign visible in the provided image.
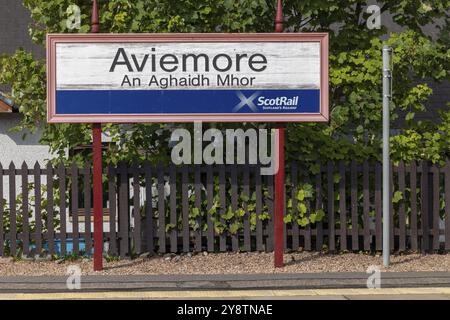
[55,89,320,114]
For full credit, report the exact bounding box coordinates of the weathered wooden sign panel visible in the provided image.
[47,33,328,123]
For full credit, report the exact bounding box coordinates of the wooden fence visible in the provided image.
[0,160,449,258]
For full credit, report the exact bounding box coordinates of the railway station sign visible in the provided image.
[47,33,328,123]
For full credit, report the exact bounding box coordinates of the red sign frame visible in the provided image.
[47,33,329,123]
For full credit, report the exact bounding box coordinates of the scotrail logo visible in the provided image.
[233,91,299,112]
[258,96,299,107]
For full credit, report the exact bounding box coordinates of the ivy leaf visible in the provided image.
[229,222,242,234]
[311,209,325,223]
[283,214,292,224]
[239,194,249,202]
[298,203,307,215]
[191,207,200,218]
[297,217,310,227]
[406,112,415,121]
[223,206,234,220]
[165,223,176,232]
[287,199,292,209]
[392,191,403,203]
[236,208,245,217]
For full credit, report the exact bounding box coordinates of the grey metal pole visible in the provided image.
[382,46,392,267]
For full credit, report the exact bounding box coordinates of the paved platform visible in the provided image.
[0,272,449,294]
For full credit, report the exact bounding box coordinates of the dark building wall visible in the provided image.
[419,80,449,123]
[0,0,44,93]
[0,0,44,58]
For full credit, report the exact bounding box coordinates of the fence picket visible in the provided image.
[157,164,166,253]
[283,169,287,252]
[182,166,190,252]
[421,161,430,252]
[339,161,347,251]
[194,166,202,252]
[47,164,55,256]
[169,164,177,253]
[21,162,29,256]
[144,162,154,253]
[363,161,370,251]
[83,164,92,255]
[389,162,394,251]
[243,166,251,251]
[57,163,65,256]
[255,165,263,251]
[132,164,142,254]
[266,174,274,252]
[218,166,227,251]
[445,159,450,251]
[315,167,323,250]
[432,165,440,251]
[327,162,335,252]
[9,162,16,256]
[230,166,239,251]
[375,162,382,251]
[398,161,406,251]
[108,165,117,256]
[350,161,358,251]
[34,162,42,255]
[303,169,311,251]
[410,161,418,251]
[291,162,299,251]
[71,163,79,255]
[206,166,214,252]
[118,162,129,258]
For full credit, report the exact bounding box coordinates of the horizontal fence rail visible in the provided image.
[0,160,449,258]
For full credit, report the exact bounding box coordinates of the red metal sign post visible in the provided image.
[91,0,103,271]
[274,0,285,268]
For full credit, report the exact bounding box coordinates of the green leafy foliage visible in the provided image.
[0,1,449,236]
[284,183,324,227]
[392,190,403,204]
[1,182,62,256]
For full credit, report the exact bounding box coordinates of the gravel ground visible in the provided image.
[0,252,449,276]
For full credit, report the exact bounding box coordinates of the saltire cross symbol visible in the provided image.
[232,91,261,113]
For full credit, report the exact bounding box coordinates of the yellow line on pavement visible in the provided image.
[0,287,450,300]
